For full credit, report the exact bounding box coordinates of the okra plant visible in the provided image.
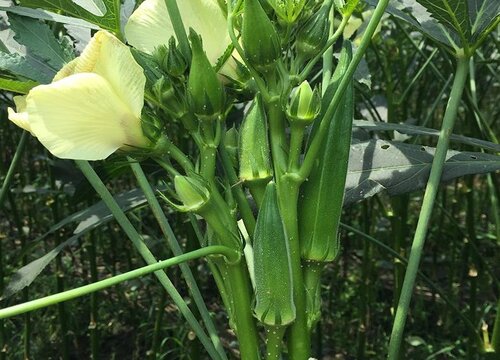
[0,0,499,359]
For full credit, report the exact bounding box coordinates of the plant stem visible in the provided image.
[278,177,310,359]
[492,298,500,353]
[164,0,190,62]
[87,233,99,360]
[0,245,239,319]
[75,160,224,360]
[218,144,256,236]
[265,326,286,360]
[387,56,470,360]
[129,159,228,359]
[0,131,27,208]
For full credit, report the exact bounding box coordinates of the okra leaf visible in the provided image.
[415,0,470,40]
[344,140,500,205]
[0,5,99,29]
[468,0,500,42]
[353,120,500,152]
[18,0,121,33]
[0,51,54,83]
[8,14,74,72]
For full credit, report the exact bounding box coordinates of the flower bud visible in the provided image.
[296,2,331,60]
[140,109,164,144]
[188,30,225,121]
[153,76,188,118]
[165,37,187,78]
[239,96,273,183]
[286,81,321,124]
[242,0,282,72]
[267,0,306,24]
[174,175,210,212]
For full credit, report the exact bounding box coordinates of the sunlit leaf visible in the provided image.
[19,0,120,33]
[0,76,37,93]
[344,140,500,205]
[8,14,74,72]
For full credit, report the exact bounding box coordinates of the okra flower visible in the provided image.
[124,0,230,66]
[8,31,148,161]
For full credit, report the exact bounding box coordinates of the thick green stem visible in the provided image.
[387,57,470,360]
[225,261,261,360]
[278,178,310,359]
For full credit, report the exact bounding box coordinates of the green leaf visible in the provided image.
[0,5,99,29]
[365,0,457,48]
[8,14,74,72]
[344,140,500,205]
[353,120,500,152]
[468,0,500,41]
[0,51,54,83]
[19,0,120,33]
[416,0,471,40]
[0,77,37,93]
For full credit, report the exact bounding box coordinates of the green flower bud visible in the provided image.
[286,80,321,124]
[153,76,188,118]
[242,0,282,72]
[174,175,210,212]
[253,182,296,326]
[296,2,331,59]
[267,0,306,23]
[188,30,225,121]
[239,96,273,183]
[165,37,187,78]
[140,109,164,144]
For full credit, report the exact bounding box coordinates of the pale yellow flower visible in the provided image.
[8,31,148,161]
[125,0,230,66]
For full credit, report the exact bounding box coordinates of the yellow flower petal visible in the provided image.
[55,31,145,118]
[7,96,32,134]
[25,73,147,160]
[125,0,230,65]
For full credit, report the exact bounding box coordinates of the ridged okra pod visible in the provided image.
[299,42,354,262]
[253,182,296,326]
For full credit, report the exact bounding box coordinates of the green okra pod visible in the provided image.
[253,182,296,326]
[299,42,354,262]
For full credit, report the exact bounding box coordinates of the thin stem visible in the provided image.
[75,160,223,360]
[299,0,390,179]
[387,56,470,360]
[0,131,27,208]
[128,159,228,360]
[321,3,335,93]
[287,124,305,173]
[265,326,286,360]
[0,246,239,320]
[164,0,191,62]
[218,146,256,237]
